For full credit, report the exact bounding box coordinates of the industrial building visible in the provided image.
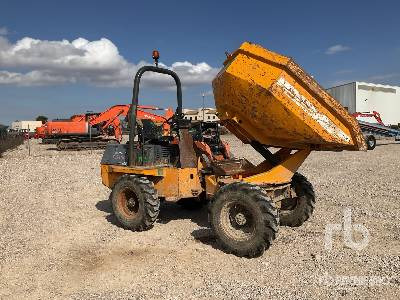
[11,120,43,132]
[326,82,400,126]
[183,108,219,122]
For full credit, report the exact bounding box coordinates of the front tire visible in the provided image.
[110,175,160,231]
[279,173,315,227]
[366,135,376,150]
[209,182,279,257]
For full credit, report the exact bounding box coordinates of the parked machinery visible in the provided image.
[100,44,365,257]
[36,104,173,150]
[38,113,98,145]
[352,111,400,150]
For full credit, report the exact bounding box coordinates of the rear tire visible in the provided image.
[209,182,279,257]
[366,135,376,150]
[110,175,160,231]
[279,173,315,227]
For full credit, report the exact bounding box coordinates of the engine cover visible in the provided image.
[101,143,177,167]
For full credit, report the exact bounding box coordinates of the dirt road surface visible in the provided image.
[0,136,399,299]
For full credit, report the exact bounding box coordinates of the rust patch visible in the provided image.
[178,128,197,168]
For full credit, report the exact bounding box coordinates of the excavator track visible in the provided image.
[56,140,118,151]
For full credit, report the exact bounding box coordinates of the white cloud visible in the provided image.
[0,70,75,86]
[0,36,219,87]
[325,44,351,55]
[0,27,8,35]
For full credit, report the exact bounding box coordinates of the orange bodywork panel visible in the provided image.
[205,175,218,198]
[46,119,89,135]
[34,125,46,139]
[243,149,311,184]
[101,165,202,201]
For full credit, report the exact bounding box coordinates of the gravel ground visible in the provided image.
[0,136,399,299]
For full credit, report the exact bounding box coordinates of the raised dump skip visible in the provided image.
[212,42,366,151]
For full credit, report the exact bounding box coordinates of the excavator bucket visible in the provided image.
[212,42,366,151]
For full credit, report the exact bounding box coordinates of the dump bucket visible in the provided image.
[212,42,366,151]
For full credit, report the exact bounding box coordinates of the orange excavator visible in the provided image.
[36,104,173,150]
[89,104,173,142]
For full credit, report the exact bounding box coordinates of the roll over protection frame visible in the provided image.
[128,66,183,166]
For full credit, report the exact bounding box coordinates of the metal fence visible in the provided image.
[0,131,24,157]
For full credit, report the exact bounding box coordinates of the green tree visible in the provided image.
[36,115,48,124]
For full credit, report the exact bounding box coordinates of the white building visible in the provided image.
[183,108,219,122]
[326,82,400,125]
[11,121,43,132]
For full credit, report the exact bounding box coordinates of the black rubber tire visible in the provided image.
[279,173,315,227]
[110,175,160,231]
[209,182,279,257]
[366,135,376,150]
[56,141,65,151]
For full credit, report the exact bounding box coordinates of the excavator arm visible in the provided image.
[89,104,173,141]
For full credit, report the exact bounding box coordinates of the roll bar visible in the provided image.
[128,65,183,166]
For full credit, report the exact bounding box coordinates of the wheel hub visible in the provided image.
[127,197,137,210]
[220,201,256,242]
[234,212,247,226]
[119,188,140,217]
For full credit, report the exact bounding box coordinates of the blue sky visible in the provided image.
[0,0,399,125]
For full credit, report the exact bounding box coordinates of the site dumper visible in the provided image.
[100,44,366,257]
